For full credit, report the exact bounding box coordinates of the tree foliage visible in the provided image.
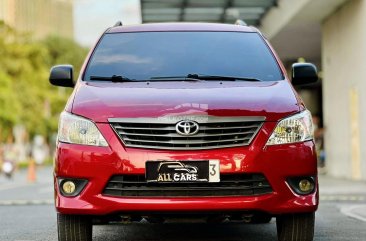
[0,21,88,141]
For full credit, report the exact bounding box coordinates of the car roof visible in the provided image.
[107,22,257,33]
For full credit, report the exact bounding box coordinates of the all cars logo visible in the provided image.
[157,162,199,182]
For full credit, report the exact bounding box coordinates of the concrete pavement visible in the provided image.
[0,166,54,205]
[319,174,366,197]
[318,174,366,222]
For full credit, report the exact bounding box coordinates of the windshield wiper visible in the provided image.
[90,75,140,82]
[150,74,261,82]
[187,74,262,81]
[149,76,201,81]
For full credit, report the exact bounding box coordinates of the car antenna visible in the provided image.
[113,21,123,27]
[235,19,247,26]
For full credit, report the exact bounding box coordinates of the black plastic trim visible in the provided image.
[287,176,316,195]
[58,178,88,197]
[103,173,273,197]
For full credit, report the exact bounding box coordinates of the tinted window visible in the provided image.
[84,32,283,81]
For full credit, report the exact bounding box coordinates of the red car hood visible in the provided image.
[71,80,300,122]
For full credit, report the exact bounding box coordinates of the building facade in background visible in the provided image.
[0,0,73,39]
[260,0,366,181]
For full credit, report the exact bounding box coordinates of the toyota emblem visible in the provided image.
[175,120,199,136]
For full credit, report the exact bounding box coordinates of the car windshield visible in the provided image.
[83,31,283,81]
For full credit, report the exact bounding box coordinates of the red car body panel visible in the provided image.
[55,133,318,215]
[55,22,318,217]
[71,80,299,122]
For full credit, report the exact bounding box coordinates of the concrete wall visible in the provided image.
[322,0,366,180]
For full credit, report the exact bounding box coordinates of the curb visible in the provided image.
[0,199,53,206]
[320,195,365,201]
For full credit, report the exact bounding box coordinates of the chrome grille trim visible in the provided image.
[109,116,265,150]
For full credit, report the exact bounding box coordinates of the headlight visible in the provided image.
[58,112,108,147]
[266,110,313,145]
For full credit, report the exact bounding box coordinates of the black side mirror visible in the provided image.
[291,63,318,86]
[49,65,74,88]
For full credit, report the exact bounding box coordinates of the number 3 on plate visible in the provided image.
[208,160,220,182]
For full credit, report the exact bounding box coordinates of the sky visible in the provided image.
[74,0,141,47]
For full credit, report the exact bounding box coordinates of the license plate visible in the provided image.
[146,160,220,183]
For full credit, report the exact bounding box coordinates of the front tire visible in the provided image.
[57,213,92,241]
[276,212,315,241]
[250,214,272,224]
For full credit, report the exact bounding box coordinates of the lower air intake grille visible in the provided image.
[103,174,272,197]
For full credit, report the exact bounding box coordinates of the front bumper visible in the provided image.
[54,122,318,216]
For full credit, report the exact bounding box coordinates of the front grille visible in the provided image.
[103,174,272,197]
[109,116,264,150]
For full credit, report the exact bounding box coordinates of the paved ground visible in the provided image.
[0,167,365,241]
[0,167,53,205]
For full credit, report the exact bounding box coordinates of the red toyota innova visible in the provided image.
[50,22,319,241]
